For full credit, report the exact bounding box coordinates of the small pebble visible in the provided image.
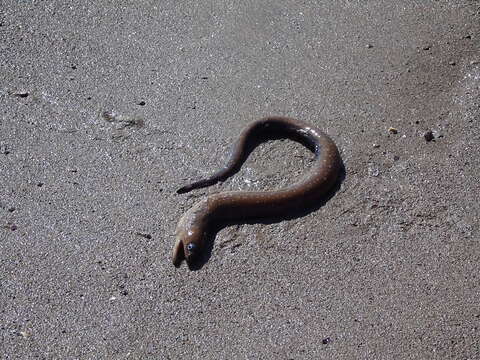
[37,182,44,187]
[388,127,398,134]
[368,165,380,177]
[424,130,434,142]
[102,110,116,122]
[8,207,15,212]
[19,331,30,338]
[366,44,373,48]
[13,91,29,98]
[137,101,146,106]
[136,232,152,240]
[422,45,431,50]
[322,337,331,345]
[373,143,380,148]
[449,61,456,66]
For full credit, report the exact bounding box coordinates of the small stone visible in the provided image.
[322,337,331,344]
[373,143,380,148]
[13,91,29,98]
[102,111,116,122]
[388,127,398,134]
[136,232,152,240]
[19,331,30,338]
[1,144,10,155]
[422,45,431,50]
[37,182,44,187]
[366,44,373,48]
[449,61,456,66]
[8,207,15,212]
[368,164,380,177]
[137,101,146,106]
[424,130,434,142]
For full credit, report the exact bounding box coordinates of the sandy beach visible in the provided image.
[1,1,479,358]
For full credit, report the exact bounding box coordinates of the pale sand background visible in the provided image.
[1,1,479,358]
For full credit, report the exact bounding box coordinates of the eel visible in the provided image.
[173,116,341,267]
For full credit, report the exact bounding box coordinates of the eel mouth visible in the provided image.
[172,238,202,268]
[172,238,185,268]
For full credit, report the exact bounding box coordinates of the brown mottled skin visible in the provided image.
[173,116,341,267]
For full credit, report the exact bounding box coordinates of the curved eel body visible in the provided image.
[173,116,341,267]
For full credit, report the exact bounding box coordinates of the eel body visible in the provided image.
[173,116,341,267]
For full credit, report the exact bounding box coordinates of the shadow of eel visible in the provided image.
[173,116,342,268]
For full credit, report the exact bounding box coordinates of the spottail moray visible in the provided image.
[173,116,341,267]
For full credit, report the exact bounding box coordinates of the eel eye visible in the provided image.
[186,243,197,253]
